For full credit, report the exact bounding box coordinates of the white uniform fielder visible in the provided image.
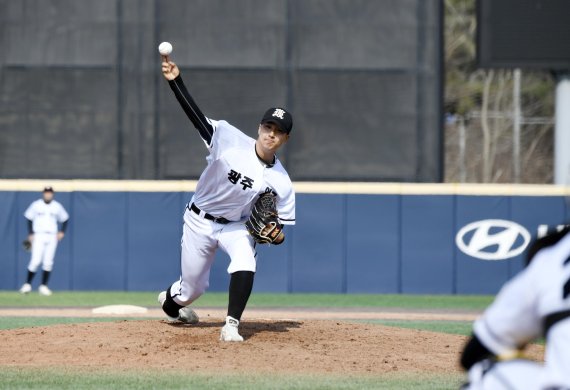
[170,119,295,306]
[468,230,570,389]
[24,199,69,273]
[463,359,543,390]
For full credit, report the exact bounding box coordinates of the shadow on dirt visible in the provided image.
[240,320,302,339]
[164,319,302,339]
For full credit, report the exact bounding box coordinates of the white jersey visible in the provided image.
[24,199,69,234]
[473,230,570,388]
[191,119,295,224]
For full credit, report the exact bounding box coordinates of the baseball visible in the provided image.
[158,41,173,56]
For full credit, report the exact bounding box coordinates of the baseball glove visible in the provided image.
[22,239,32,252]
[246,192,284,245]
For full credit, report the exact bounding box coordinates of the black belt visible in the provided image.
[189,203,231,224]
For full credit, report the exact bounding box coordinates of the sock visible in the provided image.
[162,287,184,318]
[227,271,255,321]
[26,271,36,284]
[41,270,51,286]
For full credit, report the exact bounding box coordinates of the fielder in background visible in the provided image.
[459,225,570,390]
[158,52,295,341]
[19,186,69,296]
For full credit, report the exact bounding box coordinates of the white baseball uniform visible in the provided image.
[160,71,296,340]
[170,118,295,306]
[463,358,543,390]
[24,199,69,272]
[467,229,570,389]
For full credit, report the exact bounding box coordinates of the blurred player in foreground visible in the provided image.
[459,225,570,389]
[19,186,69,296]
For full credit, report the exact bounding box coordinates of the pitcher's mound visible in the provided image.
[0,319,544,375]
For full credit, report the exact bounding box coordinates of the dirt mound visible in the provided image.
[1,319,537,376]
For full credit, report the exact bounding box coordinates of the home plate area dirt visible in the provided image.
[0,318,544,375]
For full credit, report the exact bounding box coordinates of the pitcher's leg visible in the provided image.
[218,224,257,341]
[160,211,217,321]
[227,271,255,321]
[219,223,257,275]
[170,217,216,306]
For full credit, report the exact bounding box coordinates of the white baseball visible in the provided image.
[158,42,173,56]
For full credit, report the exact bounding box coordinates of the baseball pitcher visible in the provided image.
[158,53,295,341]
[460,225,570,389]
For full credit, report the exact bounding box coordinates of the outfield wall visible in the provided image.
[0,0,443,182]
[1,180,568,294]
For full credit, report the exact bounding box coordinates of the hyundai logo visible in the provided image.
[456,219,531,260]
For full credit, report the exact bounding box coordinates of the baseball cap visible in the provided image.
[261,107,293,134]
[43,186,54,193]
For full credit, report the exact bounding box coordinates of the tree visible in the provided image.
[444,0,554,183]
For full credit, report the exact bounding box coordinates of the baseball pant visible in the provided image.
[170,208,256,306]
[464,359,543,390]
[28,233,58,273]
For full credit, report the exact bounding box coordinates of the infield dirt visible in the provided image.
[0,314,544,375]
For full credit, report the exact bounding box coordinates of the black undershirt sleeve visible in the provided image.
[168,75,214,145]
[460,333,494,370]
[60,220,68,233]
[27,219,33,235]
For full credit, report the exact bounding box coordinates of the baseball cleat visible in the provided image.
[158,291,179,321]
[19,283,32,294]
[38,285,52,296]
[220,316,244,342]
[158,291,199,324]
[178,306,199,324]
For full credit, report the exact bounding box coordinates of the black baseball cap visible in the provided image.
[43,186,54,193]
[261,107,293,134]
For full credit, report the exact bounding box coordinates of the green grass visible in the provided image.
[0,291,493,310]
[0,368,464,390]
[0,291,159,308]
[0,317,148,330]
[361,319,474,336]
[251,293,492,310]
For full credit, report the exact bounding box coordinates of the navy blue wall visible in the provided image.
[1,191,568,294]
